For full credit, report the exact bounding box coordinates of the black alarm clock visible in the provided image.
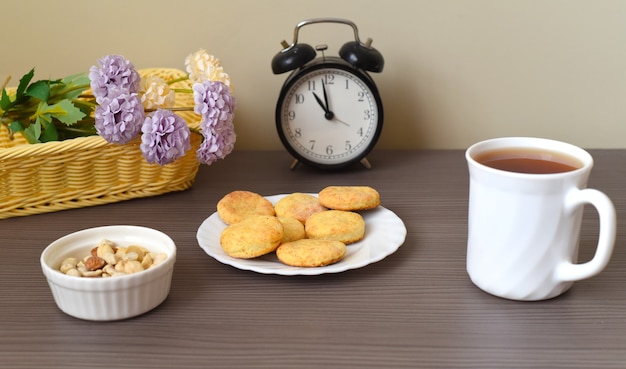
[271,18,384,170]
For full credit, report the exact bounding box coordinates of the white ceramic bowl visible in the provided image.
[40,225,176,321]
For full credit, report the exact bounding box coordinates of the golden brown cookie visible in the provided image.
[318,186,381,211]
[217,190,275,225]
[305,210,365,245]
[220,215,284,259]
[277,217,306,243]
[274,193,327,224]
[276,239,346,267]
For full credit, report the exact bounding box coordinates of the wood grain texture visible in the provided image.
[1,150,625,369]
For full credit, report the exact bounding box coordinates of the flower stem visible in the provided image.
[144,107,195,112]
[172,88,193,94]
[167,75,190,85]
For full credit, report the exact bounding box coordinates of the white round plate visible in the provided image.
[196,193,407,275]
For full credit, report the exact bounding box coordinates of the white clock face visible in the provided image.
[277,66,381,167]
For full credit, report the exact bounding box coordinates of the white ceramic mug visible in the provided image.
[465,137,616,301]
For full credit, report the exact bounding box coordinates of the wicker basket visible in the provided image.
[0,68,203,219]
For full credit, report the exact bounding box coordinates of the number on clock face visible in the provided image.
[279,68,380,165]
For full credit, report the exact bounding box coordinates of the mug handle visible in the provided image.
[555,188,617,282]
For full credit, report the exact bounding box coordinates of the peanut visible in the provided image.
[141,253,153,269]
[96,241,116,258]
[81,269,103,278]
[102,252,117,266]
[65,268,81,277]
[58,239,167,278]
[123,260,144,274]
[84,256,106,271]
[60,258,79,274]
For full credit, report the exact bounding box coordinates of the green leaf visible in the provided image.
[38,115,58,142]
[49,100,86,125]
[34,101,51,116]
[71,98,96,112]
[16,68,35,100]
[25,80,50,101]
[0,89,11,110]
[62,72,90,86]
[22,121,42,143]
[8,121,24,133]
[59,73,91,99]
[37,113,51,125]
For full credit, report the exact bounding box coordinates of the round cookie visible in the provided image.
[217,190,275,224]
[220,215,284,259]
[305,210,365,245]
[318,186,380,211]
[274,193,327,224]
[277,216,306,243]
[276,239,346,267]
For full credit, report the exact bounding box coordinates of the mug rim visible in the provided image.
[465,137,593,177]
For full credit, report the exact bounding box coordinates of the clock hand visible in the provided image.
[312,92,334,120]
[313,92,327,111]
[314,82,347,125]
[313,91,349,126]
[321,81,340,121]
[333,117,350,126]
[322,80,330,113]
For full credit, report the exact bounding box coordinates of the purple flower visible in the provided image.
[94,91,144,144]
[140,109,191,165]
[193,80,236,165]
[89,55,140,104]
[196,122,236,165]
[192,81,235,132]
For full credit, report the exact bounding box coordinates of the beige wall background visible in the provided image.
[2,0,625,150]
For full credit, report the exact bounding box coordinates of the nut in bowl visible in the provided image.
[40,225,176,321]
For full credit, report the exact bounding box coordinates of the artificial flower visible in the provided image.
[192,61,237,164]
[191,80,236,164]
[140,109,191,165]
[196,123,236,165]
[94,90,144,144]
[185,49,232,88]
[192,80,236,131]
[139,75,175,109]
[89,54,141,104]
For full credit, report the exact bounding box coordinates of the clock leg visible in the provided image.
[289,158,300,170]
[360,157,372,169]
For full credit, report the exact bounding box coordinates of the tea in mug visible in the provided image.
[475,148,583,174]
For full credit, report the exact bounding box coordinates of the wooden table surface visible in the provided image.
[2,150,625,369]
